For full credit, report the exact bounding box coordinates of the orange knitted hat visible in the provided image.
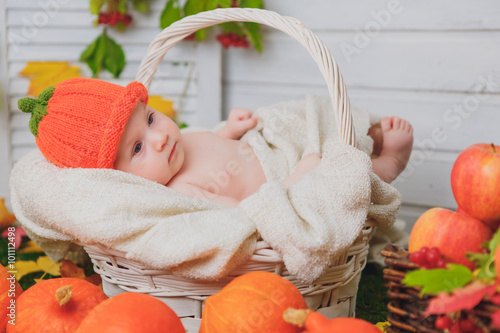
[18,78,149,169]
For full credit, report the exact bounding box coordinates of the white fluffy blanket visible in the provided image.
[10,95,401,284]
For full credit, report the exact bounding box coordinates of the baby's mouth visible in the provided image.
[168,142,176,163]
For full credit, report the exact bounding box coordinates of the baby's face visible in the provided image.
[114,101,184,185]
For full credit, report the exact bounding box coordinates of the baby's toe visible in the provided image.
[392,117,402,130]
[403,120,413,133]
[381,116,392,132]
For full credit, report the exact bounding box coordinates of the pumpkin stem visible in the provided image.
[492,143,497,153]
[283,308,311,327]
[55,285,72,306]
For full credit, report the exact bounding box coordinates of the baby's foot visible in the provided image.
[372,116,413,183]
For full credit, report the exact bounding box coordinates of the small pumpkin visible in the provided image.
[7,277,108,333]
[283,308,381,332]
[200,271,308,333]
[1,265,23,333]
[75,292,185,333]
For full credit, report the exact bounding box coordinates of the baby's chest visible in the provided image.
[182,133,248,189]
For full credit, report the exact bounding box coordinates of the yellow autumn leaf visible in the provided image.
[36,256,61,277]
[0,198,16,228]
[18,240,44,254]
[13,260,41,281]
[12,256,61,281]
[375,321,391,332]
[148,95,176,119]
[19,61,81,97]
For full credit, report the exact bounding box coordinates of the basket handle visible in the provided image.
[136,8,356,147]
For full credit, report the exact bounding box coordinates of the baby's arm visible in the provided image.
[172,182,240,207]
[217,108,258,140]
[283,153,322,188]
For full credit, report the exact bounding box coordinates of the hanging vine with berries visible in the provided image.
[81,0,264,78]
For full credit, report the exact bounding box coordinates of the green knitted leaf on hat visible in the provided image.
[18,86,55,137]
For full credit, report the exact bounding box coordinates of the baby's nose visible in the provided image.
[151,129,167,151]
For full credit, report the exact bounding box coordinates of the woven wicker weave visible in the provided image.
[381,244,500,333]
[82,8,377,332]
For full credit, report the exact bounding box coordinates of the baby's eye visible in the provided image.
[148,113,154,125]
[133,142,142,155]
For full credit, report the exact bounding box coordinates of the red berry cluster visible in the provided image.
[216,33,249,48]
[98,12,132,26]
[434,315,483,333]
[409,247,447,269]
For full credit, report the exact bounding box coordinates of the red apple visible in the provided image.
[451,143,500,222]
[409,207,492,269]
[456,205,500,232]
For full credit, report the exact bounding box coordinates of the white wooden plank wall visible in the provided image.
[222,0,500,230]
[0,1,10,201]
[1,0,222,200]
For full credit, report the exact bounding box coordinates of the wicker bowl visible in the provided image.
[381,244,500,333]
[81,8,376,332]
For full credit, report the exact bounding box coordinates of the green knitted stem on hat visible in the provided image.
[18,86,55,137]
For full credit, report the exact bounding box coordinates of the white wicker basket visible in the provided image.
[83,8,377,332]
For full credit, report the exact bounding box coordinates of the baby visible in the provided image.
[19,78,413,208]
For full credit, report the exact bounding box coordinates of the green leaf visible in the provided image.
[488,227,500,252]
[194,28,207,41]
[89,0,106,15]
[184,0,205,16]
[469,252,497,280]
[79,34,99,62]
[80,31,125,78]
[132,0,149,13]
[468,252,491,268]
[93,32,107,77]
[79,33,104,77]
[160,0,182,29]
[207,0,231,9]
[102,33,125,78]
[118,0,127,14]
[219,22,243,34]
[242,21,262,52]
[478,255,496,280]
[402,264,473,295]
[240,0,263,8]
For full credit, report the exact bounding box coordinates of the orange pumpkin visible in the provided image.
[1,265,22,333]
[7,277,107,333]
[200,271,308,333]
[283,308,381,332]
[75,292,185,333]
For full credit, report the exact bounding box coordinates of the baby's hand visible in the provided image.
[283,153,322,187]
[222,108,258,140]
